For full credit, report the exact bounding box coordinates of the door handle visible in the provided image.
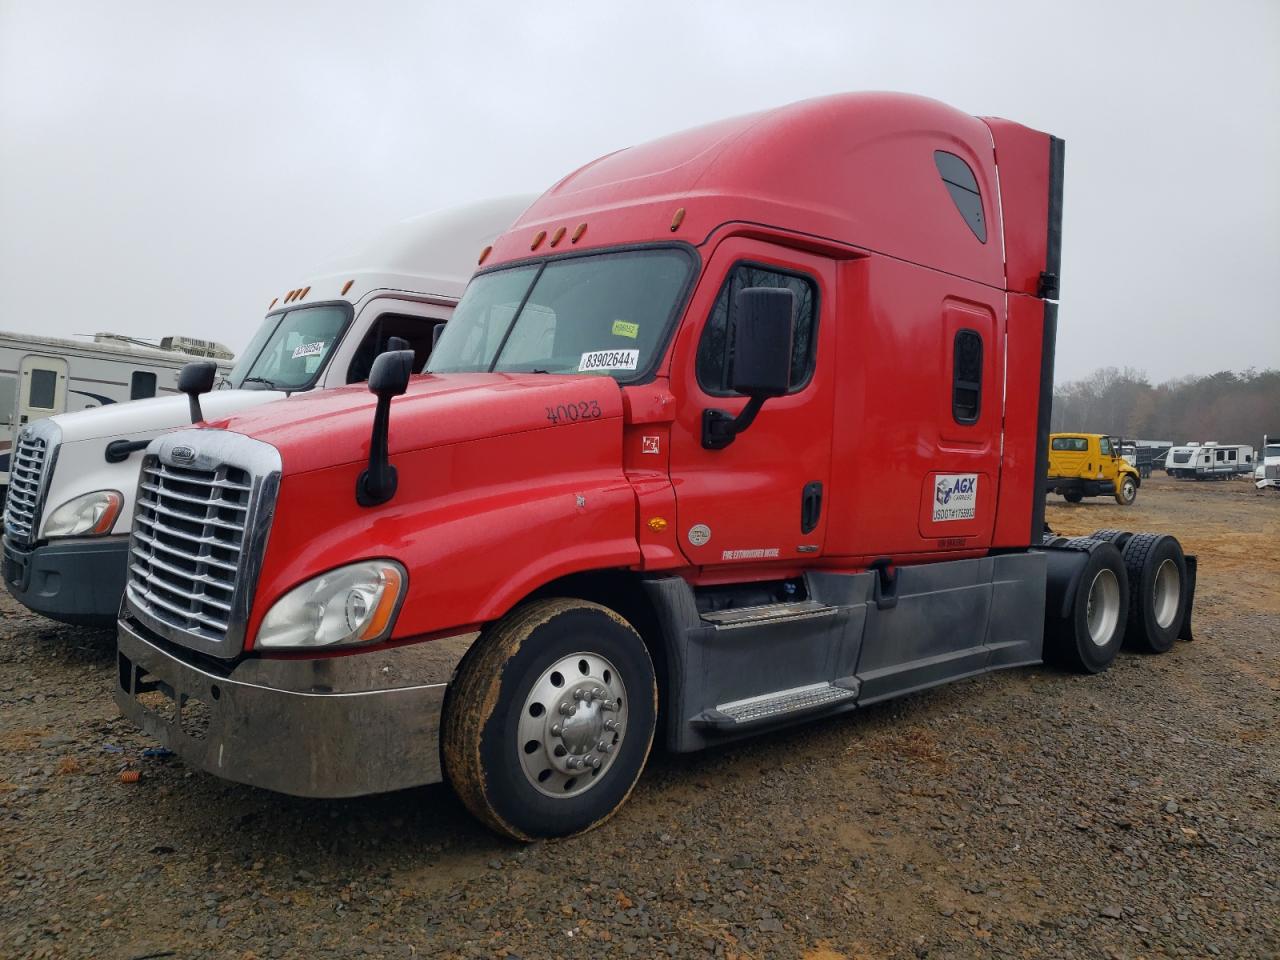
[801,481,823,534]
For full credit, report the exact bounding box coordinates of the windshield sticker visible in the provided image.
[579,349,639,373]
[932,473,978,522]
[611,320,640,339]
[291,341,327,360]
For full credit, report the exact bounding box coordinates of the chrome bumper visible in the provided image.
[115,617,477,798]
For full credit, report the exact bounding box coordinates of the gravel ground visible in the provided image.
[1,475,1277,960]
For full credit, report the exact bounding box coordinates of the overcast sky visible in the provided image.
[1,0,1277,384]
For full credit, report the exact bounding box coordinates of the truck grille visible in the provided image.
[129,460,252,640]
[1267,464,1280,481]
[3,429,53,545]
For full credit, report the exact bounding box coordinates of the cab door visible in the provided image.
[665,240,835,568]
[17,355,68,428]
[1097,436,1119,484]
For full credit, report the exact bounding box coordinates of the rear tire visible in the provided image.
[1120,533,1187,653]
[1045,538,1130,673]
[1064,490,1084,504]
[1089,528,1133,548]
[1115,475,1138,505]
[442,598,657,841]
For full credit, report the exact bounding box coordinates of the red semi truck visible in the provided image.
[115,93,1195,840]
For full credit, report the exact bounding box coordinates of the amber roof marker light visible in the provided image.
[530,230,547,251]
[571,222,587,243]
[670,207,686,232]
[478,245,492,266]
[341,279,354,296]
[550,226,566,247]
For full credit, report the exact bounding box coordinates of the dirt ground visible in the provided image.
[1,475,1277,959]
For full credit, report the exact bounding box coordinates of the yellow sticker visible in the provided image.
[612,320,639,339]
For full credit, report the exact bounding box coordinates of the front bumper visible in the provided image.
[115,617,478,798]
[3,535,127,626]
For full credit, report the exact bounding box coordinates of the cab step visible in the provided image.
[699,599,836,629]
[694,679,859,730]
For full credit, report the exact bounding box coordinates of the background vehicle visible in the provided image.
[1165,441,1255,479]
[112,93,1195,841]
[1,195,532,625]
[0,332,232,491]
[1256,433,1279,489]
[1047,433,1142,504]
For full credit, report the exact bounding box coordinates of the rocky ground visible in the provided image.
[1,476,1277,959]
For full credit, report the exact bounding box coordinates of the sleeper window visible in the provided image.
[952,329,982,424]
[696,264,818,395]
[934,151,987,243]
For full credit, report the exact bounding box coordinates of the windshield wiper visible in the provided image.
[239,376,280,389]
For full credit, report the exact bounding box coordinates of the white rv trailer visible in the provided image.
[0,334,233,489]
[2,194,532,626]
[1256,433,1280,490]
[1164,441,1255,479]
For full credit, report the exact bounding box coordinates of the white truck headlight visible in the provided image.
[257,560,406,649]
[43,490,124,538]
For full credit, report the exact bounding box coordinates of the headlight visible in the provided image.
[43,490,124,538]
[257,560,406,649]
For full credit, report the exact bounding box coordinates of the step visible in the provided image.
[697,680,859,729]
[699,599,837,629]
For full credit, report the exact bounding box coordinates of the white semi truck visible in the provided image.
[2,195,531,625]
[1257,433,1280,490]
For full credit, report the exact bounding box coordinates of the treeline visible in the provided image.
[1050,368,1280,445]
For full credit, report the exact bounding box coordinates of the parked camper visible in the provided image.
[0,334,233,490]
[111,94,1196,841]
[2,195,532,625]
[1256,433,1280,490]
[1165,442,1254,479]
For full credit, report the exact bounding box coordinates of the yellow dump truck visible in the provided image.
[1047,433,1141,505]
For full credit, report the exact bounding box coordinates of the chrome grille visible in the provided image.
[1267,464,1280,481]
[3,430,52,545]
[129,458,252,644]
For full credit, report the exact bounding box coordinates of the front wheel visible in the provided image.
[442,598,657,840]
[1115,475,1138,505]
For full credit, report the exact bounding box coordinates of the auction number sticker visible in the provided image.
[292,341,327,359]
[932,473,978,522]
[579,349,639,373]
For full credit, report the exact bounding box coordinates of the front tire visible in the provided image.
[1115,475,1138,505]
[442,598,657,840]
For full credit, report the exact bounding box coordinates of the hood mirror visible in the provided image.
[178,361,218,424]
[357,349,415,506]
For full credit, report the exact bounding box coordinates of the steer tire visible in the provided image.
[442,598,657,841]
[1046,539,1130,674]
[1120,533,1188,654]
[1115,475,1138,505]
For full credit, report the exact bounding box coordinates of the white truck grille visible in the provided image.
[3,430,52,545]
[1267,464,1280,481]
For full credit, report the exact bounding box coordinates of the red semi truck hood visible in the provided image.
[208,372,625,475]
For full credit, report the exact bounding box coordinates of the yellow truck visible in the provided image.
[1047,433,1141,505]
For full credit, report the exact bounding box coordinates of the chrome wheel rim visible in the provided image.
[1122,479,1135,501]
[1086,568,1121,646]
[517,651,627,798]
[1153,558,1181,629]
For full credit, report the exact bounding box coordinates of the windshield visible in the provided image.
[226,304,351,390]
[1266,444,1280,459]
[428,248,693,379]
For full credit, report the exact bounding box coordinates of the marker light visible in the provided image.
[43,490,123,538]
[256,560,406,649]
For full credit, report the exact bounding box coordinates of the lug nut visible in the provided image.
[600,699,617,712]
[574,689,586,701]
[592,687,604,699]
[550,724,562,736]
[597,740,612,752]
[589,756,602,770]
[603,719,619,732]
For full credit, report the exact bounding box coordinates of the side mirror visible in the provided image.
[702,288,795,450]
[357,349,414,506]
[431,322,446,352]
[178,361,218,423]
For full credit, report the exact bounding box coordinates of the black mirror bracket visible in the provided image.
[177,361,218,424]
[701,396,766,450]
[356,395,398,506]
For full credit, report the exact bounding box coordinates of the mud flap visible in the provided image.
[1178,555,1197,641]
